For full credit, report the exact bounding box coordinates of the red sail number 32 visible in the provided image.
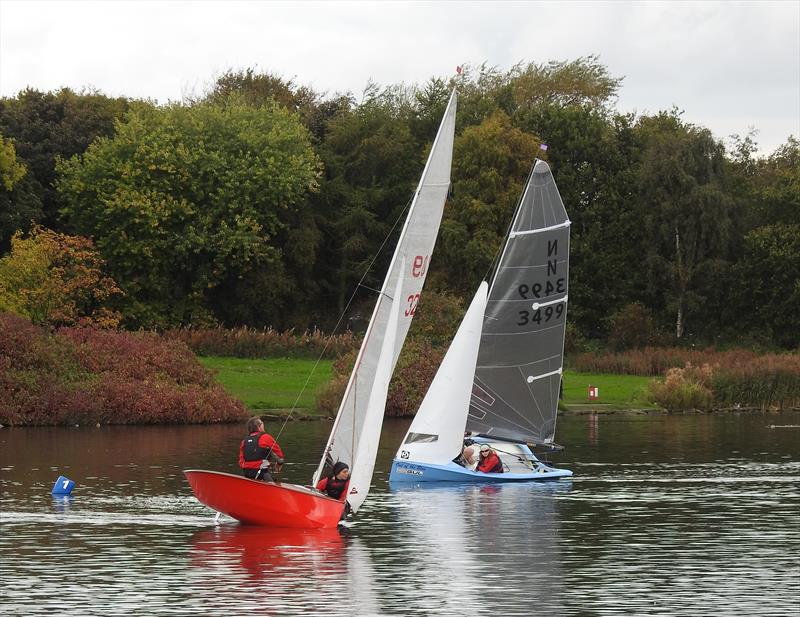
[404,293,420,316]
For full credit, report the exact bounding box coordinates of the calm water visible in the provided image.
[1,413,798,616]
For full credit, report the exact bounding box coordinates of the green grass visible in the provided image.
[198,356,332,413]
[562,370,658,409]
[200,356,659,416]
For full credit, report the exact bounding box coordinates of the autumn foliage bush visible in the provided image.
[579,347,800,410]
[315,337,445,418]
[0,312,248,426]
[607,302,658,351]
[0,226,122,328]
[164,326,359,360]
[385,338,446,417]
[647,364,715,411]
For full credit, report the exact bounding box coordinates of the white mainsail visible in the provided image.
[312,91,458,491]
[394,282,488,465]
[346,266,403,513]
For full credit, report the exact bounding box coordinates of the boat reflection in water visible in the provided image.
[189,524,383,614]
[191,525,344,581]
[389,481,570,615]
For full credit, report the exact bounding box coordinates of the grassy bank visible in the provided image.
[198,356,333,415]
[562,370,658,410]
[200,356,657,416]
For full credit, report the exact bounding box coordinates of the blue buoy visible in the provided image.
[51,475,75,495]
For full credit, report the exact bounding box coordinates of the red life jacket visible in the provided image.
[477,451,504,473]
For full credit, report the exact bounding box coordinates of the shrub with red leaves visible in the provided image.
[0,312,248,426]
[314,337,445,418]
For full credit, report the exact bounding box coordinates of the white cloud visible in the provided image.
[1,0,797,154]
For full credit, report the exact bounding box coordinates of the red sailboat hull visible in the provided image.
[184,470,345,529]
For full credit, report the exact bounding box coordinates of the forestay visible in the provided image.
[467,160,570,445]
[312,91,458,488]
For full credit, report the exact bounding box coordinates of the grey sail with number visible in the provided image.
[467,159,570,445]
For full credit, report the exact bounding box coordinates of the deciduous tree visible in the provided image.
[635,111,740,339]
[0,88,131,231]
[0,226,122,327]
[57,99,320,328]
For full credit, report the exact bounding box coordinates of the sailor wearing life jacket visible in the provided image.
[316,461,350,500]
[476,444,504,474]
[239,417,285,481]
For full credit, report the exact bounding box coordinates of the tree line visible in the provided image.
[1,58,797,349]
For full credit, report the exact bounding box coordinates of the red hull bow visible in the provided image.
[184,470,345,529]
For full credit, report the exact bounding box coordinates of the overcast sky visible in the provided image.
[1,0,798,155]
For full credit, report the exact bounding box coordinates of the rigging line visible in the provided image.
[481,158,538,285]
[489,445,533,465]
[272,193,415,447]
[357,283,395,301]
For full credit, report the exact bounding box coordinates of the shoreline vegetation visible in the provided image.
[1,320,797,426]
[1,64,798,426]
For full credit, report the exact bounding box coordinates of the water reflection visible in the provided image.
[190,525,345,581]
[1,413,798,616]
[51,494,74,514]
[189,525,386,615]
[387,482,570,615]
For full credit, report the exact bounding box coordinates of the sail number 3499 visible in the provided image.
[518,303,564,326]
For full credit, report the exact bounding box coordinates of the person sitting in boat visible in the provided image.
[454,444,478,470]
[239,417,284,482]
[316,461,350,500]
[476,444,504,474]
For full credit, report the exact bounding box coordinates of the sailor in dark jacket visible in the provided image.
[239,417,284,481]
[316,461,350,500]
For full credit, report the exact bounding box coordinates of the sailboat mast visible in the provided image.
[310,90,457,487]
[485,158,539,297]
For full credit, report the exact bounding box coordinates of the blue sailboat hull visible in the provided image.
[389,438,573,484]
[389,459,572,482]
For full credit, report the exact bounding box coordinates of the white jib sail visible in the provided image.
[312,90,457,486]
[395,282,488,466]
[346,266,404,514]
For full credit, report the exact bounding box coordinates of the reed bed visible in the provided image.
[164,326,359,360]
[580,347,800,410]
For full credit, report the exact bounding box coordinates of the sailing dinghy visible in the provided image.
[390,157,573,483]
[186,91,458,526]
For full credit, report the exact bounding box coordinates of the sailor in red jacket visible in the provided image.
[316,461,350,500]
[239,417,284,482]
[476,444,504,474]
